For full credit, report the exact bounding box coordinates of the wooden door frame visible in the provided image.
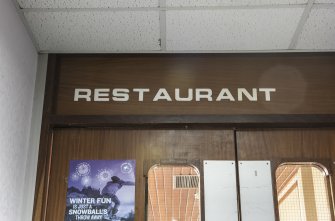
[32,54,335,221]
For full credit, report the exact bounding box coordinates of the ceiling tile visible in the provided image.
[166,0,307,7]
[314,0,335,3]
[296,7,335,49]
[166,8,304,51]
[18,0,158,9]
[24,11,160,52]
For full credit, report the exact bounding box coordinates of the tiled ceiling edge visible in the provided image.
[20,5,308,12]
[12,0,40,51]
[17,0,314,10]
[296,6,335,49]
[23,11,161,52]
[16,0,335,53]
[159,0,167,51]
[165,8,305,51]
[165,0,309,7]
[315,0,335,3]
[17,0,159,9]
[288,0,315,49]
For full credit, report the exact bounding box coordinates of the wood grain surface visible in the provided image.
[45,129,235,221]
[33,53,335,221]
[236,129,335,221]
[54,54,335,115]
[237,129,335,161]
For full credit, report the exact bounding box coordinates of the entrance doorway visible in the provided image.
[44,128,335,220]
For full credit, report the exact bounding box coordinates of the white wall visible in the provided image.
[0,0,38,220]
[21,54,47,221]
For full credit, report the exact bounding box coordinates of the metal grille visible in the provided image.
[276,164,332,221]
[174,175,200,189]
[147,165,201,221]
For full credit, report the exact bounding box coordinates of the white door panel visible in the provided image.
[204,160,238,221]
[239,161,275,221]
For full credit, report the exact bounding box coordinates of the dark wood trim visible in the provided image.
[330,164,335,221]
[234,131,242,221]
[49,114,335,128]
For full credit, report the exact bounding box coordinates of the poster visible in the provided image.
[65,160,136,221]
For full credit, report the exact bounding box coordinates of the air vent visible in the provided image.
[173,175,200,189]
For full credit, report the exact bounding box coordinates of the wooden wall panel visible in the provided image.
[54,54,335,115]
[236,129,335,221]
[236,129,335,162]
[33,53,335,221]
[45,129,235,221]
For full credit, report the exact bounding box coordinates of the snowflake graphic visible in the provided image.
[96,168,113,183]
[70,172,80,182]
[81,176,92,186]
[76,162,91,177]
[120,162,133,174]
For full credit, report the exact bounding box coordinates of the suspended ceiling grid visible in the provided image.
[14,0,335,53]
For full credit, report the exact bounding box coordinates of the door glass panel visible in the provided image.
[147,165,201,221]
[276,164,332,221]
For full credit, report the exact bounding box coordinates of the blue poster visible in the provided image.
[65,160,136,221]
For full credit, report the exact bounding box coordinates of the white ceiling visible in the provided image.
[15,0,335,52]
